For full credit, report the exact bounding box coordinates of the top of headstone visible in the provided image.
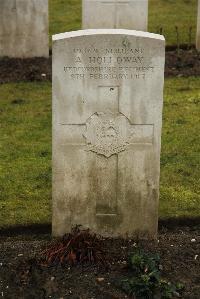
[52,29,165,42]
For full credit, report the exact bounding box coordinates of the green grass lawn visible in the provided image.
[49,0,198,46]
[0,78,199,228]
[0,83,51,227]
[160,77,200,218]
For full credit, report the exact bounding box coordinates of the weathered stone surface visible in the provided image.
[0,0,49,58]
[82,0,148,31]
[197,0,200,51]
[52,29,165,239]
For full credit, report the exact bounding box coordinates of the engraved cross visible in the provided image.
[61,86,153,218]
[101,1,130,28]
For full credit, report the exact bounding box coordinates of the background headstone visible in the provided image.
[52,29,165,239]
[82,0,148,31]
[197,0,200,50]
[0,0,49,58]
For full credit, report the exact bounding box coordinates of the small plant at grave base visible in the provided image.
[120,249,183,299]
[39,226,108,268]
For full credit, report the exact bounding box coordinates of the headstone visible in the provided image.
[197,0,200,51]
[52,29,165,239]
[0,0,49,58]
[82,0,148,31]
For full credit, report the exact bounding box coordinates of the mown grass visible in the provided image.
[160,77,200,218]
[0,78,199,227]
[0,83,51,227]
[49,0,198,46]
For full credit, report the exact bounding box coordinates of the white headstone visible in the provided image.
[197,0,200,51]
[82,0,148,31]
[0,0,49,58]
[52,29,165,239]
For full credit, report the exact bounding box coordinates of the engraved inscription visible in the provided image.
[63,46,155,80]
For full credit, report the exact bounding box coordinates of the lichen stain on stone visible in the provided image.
[96,213,123,231]
[96,203,117,215]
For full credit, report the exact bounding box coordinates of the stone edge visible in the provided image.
[52,29,165,42]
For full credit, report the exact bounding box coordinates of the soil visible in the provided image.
[0,225,199,299]
[0,49,199,83]
[165,49,200,77]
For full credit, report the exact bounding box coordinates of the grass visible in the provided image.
[0,77,199,228]
[49,0,81,36]
[0,83,51,227]
[160,77,200,218]
[49,0,198,46]
[148,0,198,46]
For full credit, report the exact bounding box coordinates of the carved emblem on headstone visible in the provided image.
[84,112,130,157]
